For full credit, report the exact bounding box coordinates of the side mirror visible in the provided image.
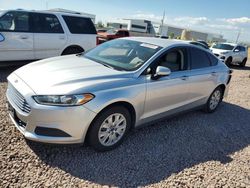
[234,49,239,52]
[0,33,4,42]
[152,66,171,79]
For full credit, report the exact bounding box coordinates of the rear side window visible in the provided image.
[0,11,29,32]
[240,46,246,52]
[31,13,64,33]
[124,31,129,37]
[62,15,96,34]
[207,53,218,66]
[190,47,211,69]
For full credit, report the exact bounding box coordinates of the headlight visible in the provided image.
[33,94,94,106]
[221,51,229,55]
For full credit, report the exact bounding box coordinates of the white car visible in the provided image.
[210,43,248,67]
[0,9,97,64]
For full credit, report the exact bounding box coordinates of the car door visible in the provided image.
[0,11,34,61]
[142,47,190,121]
[185,47,218,105]
[232,46,241,63]
[239,46,246,62]
[31,13,66,59]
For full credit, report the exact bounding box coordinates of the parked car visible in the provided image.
[0,9,97,63]
[210,43,248,67]
[188,41,210,50]
[97,29,129,44]
[6,37,232,151]
[197,40,209,48]
[97,29,108,33]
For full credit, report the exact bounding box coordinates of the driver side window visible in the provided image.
[158,48,187,72]
[234,46,240,52]
[0,11,29,32]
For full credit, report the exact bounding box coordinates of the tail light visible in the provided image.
[96,37,99,45]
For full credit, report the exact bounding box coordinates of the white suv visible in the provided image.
[0,10,97,63]
[210,43,248,67]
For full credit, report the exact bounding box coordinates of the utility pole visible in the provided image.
[46,1,48,9]
[236,30,241,43]
[159,10,165,36]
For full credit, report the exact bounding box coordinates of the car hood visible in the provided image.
[14,55,133,95]
[210,48,231,54]
[98,33,115,38]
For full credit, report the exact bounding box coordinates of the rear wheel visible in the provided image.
[240,58,247,67]
[62,46,84,55]
[87,106,131,151]
[204,87,223,113]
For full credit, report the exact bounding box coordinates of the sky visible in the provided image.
[1,0,250,43]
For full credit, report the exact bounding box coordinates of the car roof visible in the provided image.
[218,42,237,46]
[1,9,91,18]
[123,37,187,48]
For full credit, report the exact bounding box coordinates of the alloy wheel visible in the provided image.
[209,90,221,110]
[98,113,127,146]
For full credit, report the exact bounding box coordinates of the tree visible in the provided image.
[97,21,104,28]
[169,32,175,39]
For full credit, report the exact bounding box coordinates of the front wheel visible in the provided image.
[225,57,232,67]
[204,87,223,113]
[240,58,247,67]
[87,106,131,151]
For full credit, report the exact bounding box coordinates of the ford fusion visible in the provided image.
[6,37,232,151]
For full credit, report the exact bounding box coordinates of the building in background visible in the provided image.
[107,18,226,42]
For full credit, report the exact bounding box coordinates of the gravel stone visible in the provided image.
[0,62,250,187]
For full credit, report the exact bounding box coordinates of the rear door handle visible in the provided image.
[181,76,189,80]
[20,36,28,39]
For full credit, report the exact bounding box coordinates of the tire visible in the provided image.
[87,106,131,151]
[240,58,247,67]
[225,57,232,67]
[204,87,223,113]
[62,46,84,55]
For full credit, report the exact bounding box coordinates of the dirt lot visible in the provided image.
[0,61,250,188]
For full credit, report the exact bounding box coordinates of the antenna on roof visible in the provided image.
[46,1,49,9]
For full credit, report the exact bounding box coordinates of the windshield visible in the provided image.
[0,10,5,17]
[84,39,162,71]
[212,43,235,50]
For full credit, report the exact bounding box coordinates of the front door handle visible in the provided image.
[211,72,217,76]
[181,76,189,80]
[59,36,65,40]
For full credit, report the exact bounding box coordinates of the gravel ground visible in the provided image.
[0,61,250,188]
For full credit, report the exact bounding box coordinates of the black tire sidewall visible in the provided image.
[240,58,247,67]
[87,106,131,151]
[225,57,232,66]
[62,47,83,55]
[205,87,223,113]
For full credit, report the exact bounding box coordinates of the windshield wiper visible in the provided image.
[101,63,115,70]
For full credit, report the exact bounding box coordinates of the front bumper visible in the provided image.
[6,73,97,144]
[213,53,227,62]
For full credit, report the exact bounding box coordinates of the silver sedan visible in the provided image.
[6,37,232,151]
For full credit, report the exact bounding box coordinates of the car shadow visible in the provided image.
[0,65,23,83]
[27,102,250,187]
[229,64,250,71]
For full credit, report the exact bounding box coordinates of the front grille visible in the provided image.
[7,84,31,113]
